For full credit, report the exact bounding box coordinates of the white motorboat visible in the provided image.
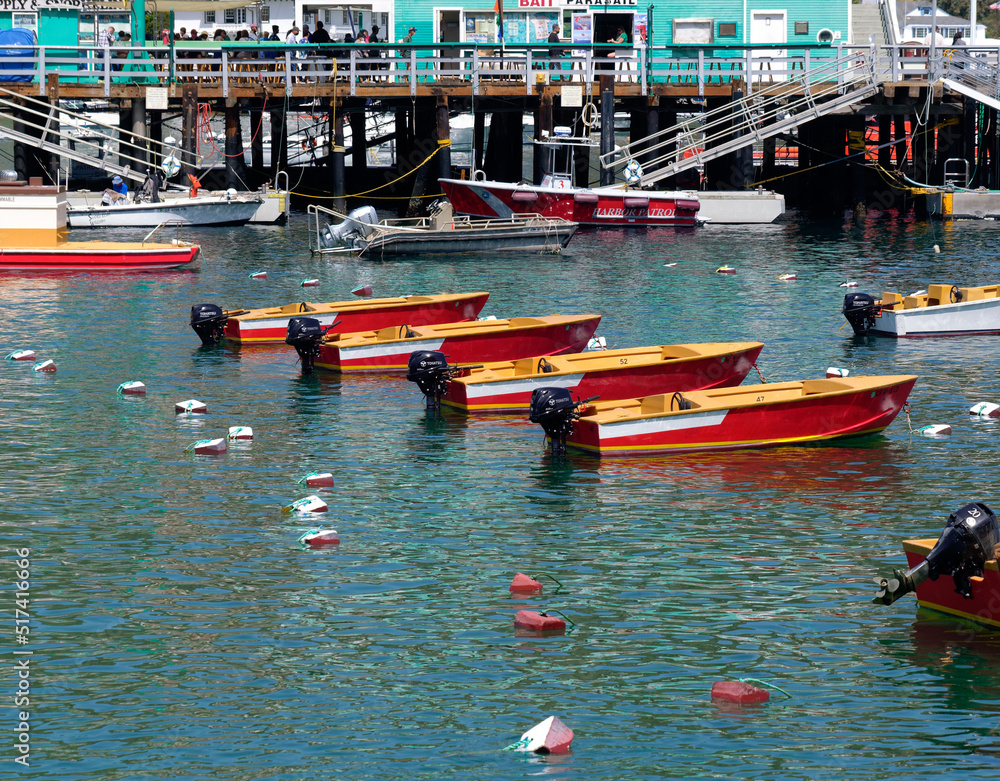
[843,283,1000,337]
[67,189,262,228]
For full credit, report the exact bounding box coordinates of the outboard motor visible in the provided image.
[842,293,880,336]
[190,303,228,345]
[874,502,999,605]
[405,351,482,409]
[529,387,598,454]
[321,205,378,248]
[286,317,325,374]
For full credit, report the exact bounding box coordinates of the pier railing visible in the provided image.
[0,42,984,98]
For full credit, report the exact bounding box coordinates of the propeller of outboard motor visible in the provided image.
[528,387,599,454]
[190,303,246,345]
[405,351,481,409]
[286,317,340,373]
[874,502,999,605]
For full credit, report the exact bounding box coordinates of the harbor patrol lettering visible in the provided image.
[518,0,637,6]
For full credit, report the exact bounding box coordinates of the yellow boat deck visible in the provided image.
[233,293,490,322]
[325,314,600,346]
[879,283,1000,311]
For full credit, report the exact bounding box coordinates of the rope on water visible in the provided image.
[739,677,793,699]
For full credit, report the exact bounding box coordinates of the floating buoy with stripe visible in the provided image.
[189,437,227,455]
[301,278,320,287]
[663,262,677,267]
[175,399,207,414]
[249,270,267,280]
[826,367,850,378]
[514,610,565,634]
[228,425,254,440]
[970,402,1000,418]
[586,335,607,351]
[32,359,56,373]
[509,716,574,754]
[299,529,340,547]
[777,273,797,281]
[716,265,736,274]
[839,280,858,288]
[352,284,373,297]
[284,495,328,513]
[300,471,335,487]
[711,681,770,704]
[509,573,543,594]
[117,381,146,395]
[5,350,35,361]
[915,424,952,436]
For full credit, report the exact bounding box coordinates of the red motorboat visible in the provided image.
[531,374,917,456]
[0,175,199,271]
[190,292,490,345]
[288,314,601,373]
[439,132,700,228]
[438,342,763,413]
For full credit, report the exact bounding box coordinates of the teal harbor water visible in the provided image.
[3,215,1000,779]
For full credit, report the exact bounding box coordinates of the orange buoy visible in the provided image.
[511,716,574,754]
[514,610,565,634]
[352,284,373,297]
[509,573,543,594]
[711,681,770,704]
[32,359,56,373]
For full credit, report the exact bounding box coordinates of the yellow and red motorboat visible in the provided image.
[190,292,490,345]
[874,502,1000,628]
[0,173,199,271]
[409,342,764,412]
[529,374,917,456]
[286,314,601,373]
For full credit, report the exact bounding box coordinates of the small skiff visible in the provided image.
[298,314,601,373]
[843,283,1000,337]
[190,292,490,345]
[898,538,1000,627]
[542,374,917,456]
[438,342,764,412]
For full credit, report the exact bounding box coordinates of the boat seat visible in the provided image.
[903,294,928,309]
[960,286,986,302]
[926,283,953,306]
[880,292,903,311]
[801,379,851,395]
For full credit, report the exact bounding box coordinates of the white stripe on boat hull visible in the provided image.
[597,409,730,442]
[464,373,585,399]
[341,338,446,362]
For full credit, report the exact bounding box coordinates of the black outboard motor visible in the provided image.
[842,293,880,336]
[190,303,228,345]
[529,387,598,454]
[874,502,999,605]
[406,351,453,408]
[286,317,325,373]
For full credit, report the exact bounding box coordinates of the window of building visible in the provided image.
[204,10,215,25]
[225,9,247,25]
[260,6,270,23]
[673,18,714,45]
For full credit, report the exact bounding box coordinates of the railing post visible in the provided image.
[222,50,229,98]
[473,48,480,96]
[640,47,646,96]
[349,50,356,97]
[38,46,45,93]
[837,43,844,90]
[525,49,532,96]
[411,49,417,97]
[697,48,705,97]
[104,48,111,97]
[285,50,293,95]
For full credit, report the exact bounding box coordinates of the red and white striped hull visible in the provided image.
[439,178,700,227]
[316,315,601,373]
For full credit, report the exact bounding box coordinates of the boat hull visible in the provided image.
[694,190,786,224]
[357,223,577,256]
[316,316,601,373]
[566,376,916,456]
[225,293,490,344]
[0,244,200,271]
[443,342,764,412]
[439,178,700,228]
[904,540,1000,628]
[67,197,260,228]
[868,298,1000,337]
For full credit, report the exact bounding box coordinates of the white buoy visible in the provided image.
[301,471,335,487]
[228,425,254,440]
[299,529,340,547]
[284,495,328,514]
[190,437,227,455]
[301,279,320,287]
[716,265,736,274]
[117,381,146,395]
[5,349,35,361]
[249,270,267,280]
[970,402,1000,418]
[510,716,574,754]
[826,367,850,378]
[586,336,607,351]
[663,262,677,267]
[32,359,56,373]
[778,273,797,281]
[479,315,497,321]
[839,281,858,288]
[934,244,941,253]
[175,399,207,414]
[915,424,952,437]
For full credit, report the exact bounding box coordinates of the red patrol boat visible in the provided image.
[530,374,917,456]
[286,314,601,373]
[431,342,763,413]
[439,131,700,228]
[0,173,199,271]
[189,292,490,345]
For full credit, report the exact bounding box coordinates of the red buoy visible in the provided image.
[711,681,770,704]
[509,573,543,594]
[352,284,373,297]
[514,610,565,634]
[303,471,335,487]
